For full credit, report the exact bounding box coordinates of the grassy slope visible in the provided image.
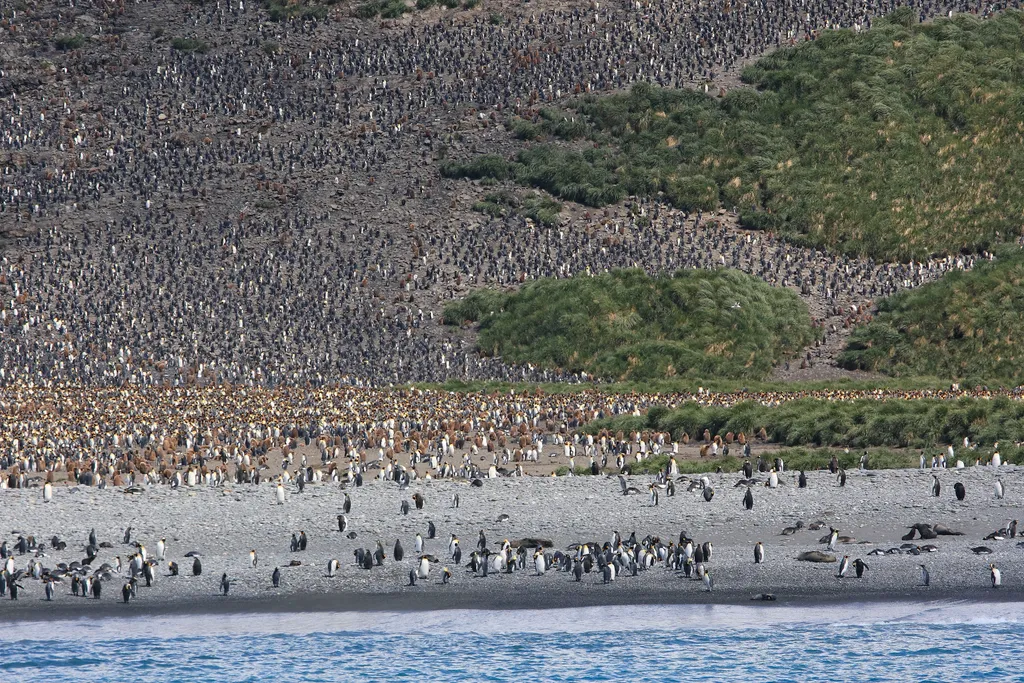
[840,247,1024,382]
[444,269,814,382]
[443,10,1024,261]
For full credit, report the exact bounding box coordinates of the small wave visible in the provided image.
[0,658,102,670]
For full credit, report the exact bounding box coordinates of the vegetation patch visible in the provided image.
[444,10,1024,261]
[444,269,814,381]
[840,247,1024,383]
[170,37,209,53]
[585,395,1024,453]
[54,35,88,51]
[472,190,563,226]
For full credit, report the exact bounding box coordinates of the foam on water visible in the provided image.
[1,602,1022,682]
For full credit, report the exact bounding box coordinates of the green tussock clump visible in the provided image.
[585,396,1024,451]
[170,37,209,53]
[472,190,563,226]
[445,10,1024,261]
[444,269,814,381]
[54,34,88,51]
[840,247,1024,383]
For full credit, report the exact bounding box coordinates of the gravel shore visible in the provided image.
[1,466,1021,619]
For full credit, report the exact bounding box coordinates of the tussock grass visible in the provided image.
[841,247,1024,383]
[444,269,814,381]
[585,396,1024,452]
[444,10,1024,261]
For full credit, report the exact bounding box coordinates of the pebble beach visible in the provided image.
[2,464,1020,619]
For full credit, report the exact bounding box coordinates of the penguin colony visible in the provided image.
[0,456,1019,609]
[0,0,1003,391]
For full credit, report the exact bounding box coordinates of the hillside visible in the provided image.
[443,10,1024,261]
[839,248,1024,384]
[444,269,815,381]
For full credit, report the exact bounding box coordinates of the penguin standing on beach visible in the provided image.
[43,482,52,503]
[156,538,166,561]
[990,564,1001,588]
[327,558,340,577]
[798,471,807,488]
[221,573,231,595]
[994,479,1004,500]
[276,482,285,505]
[343,493,352,514]
[168,561,179,576]
[954,482,966,501]
[743,487,754,510]
[193,557,202,576]
[338,514,348,533]
[853,558,869,578]
[703,569,713,592]
[415,533,424,553]
[919,565,930,587]
[417,556,431,580]
[827,528,839,552]
[931,475,941,497]
[753,542,764,565]
[122,582,132,603]
[250,550,258,569]
[272,567,281,587]
[442,567,452,584]
[837,556,851,579]
[394,539,405,562]
[44,579,54,601]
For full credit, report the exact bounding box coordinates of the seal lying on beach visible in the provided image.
[797,551,837,563]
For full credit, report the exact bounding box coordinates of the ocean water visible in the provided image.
[1,601,1021,682]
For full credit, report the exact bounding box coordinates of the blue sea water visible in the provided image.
[1,601,1021,682]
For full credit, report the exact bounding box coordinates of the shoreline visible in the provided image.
[3,586,1023,623]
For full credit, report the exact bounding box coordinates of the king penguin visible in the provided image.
[272,567,281,587]
[853,558,868,578]
[919,564,930,587]
[276,482,285,505]
[250,550,258,569]
[990,564,1001,588]
[327,558,339,577]
[43,482,52,503]
[827,528,839,552]
[743,487,754,510]
[417,556,431,580]
[193,556,202,576]
[753,542,764,564]
[338,514,348,533]
[837,555,850,578]
[394,539,404,562]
